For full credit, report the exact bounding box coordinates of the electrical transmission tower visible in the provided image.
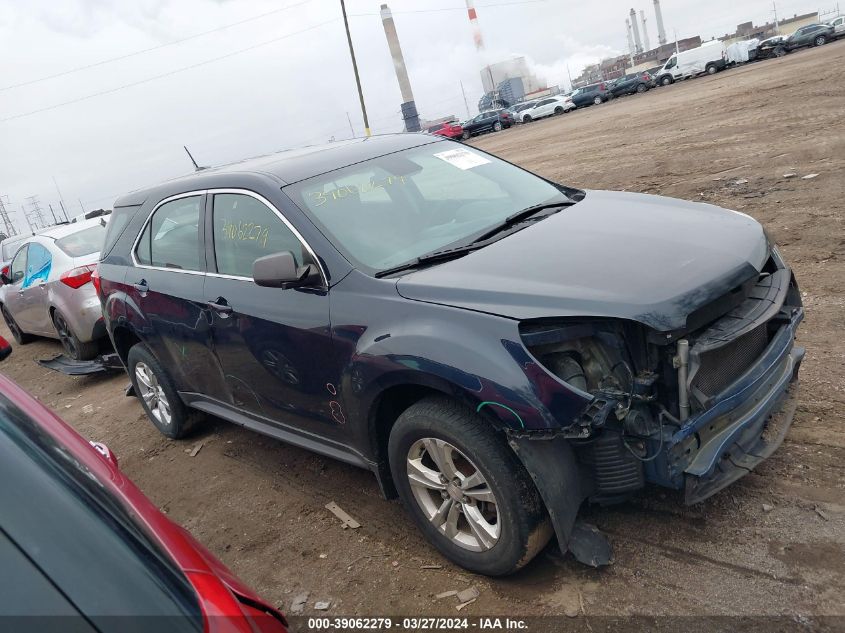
[24,195,48,231]
[0,195,16,237]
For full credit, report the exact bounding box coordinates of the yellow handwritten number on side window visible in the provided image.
[220,219,270,248]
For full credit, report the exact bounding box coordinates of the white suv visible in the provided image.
[519,96,575,123]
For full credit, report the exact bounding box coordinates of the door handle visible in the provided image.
[38,282,47,290]
[133,280,148,293]
[207,299,233,314]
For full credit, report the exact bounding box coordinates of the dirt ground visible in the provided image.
[2,42,843,621]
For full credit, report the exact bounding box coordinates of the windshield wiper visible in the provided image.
[375,248,477,278]
[375,199,575,279]
[471,200,573,243]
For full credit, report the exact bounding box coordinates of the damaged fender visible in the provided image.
[508,434,611,567]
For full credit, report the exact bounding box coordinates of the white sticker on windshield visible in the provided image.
[434,148,491,170]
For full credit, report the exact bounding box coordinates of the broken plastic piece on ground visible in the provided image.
[314,601,331,611]
[325,501,361,529]
[38,352,123,376]
[456,586,480,603]
[568,520,612,567]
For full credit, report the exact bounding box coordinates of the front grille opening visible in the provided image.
[692,324,771,397]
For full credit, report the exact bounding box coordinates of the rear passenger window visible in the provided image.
[136,197,203,271]
[212,193,306,278]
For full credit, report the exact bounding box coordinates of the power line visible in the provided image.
[0,0,313,92]
[1,18,339,124]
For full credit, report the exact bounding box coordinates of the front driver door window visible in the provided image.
[3,246,29,330]
[205,192,340,440]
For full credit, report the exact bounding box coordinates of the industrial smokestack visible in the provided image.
[653,0,668,45]
[465,0,485,52]
[640,10,651,52]
[629,8,643,53]
[380,4,420,132]
[626,18,635,57]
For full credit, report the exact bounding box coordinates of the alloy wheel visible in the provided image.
[53,312,78,358]
[135,361,172,427]
[406,438,500,552]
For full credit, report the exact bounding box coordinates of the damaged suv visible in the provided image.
[97,135,803,576]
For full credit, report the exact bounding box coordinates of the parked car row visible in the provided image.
[437,21,843,142]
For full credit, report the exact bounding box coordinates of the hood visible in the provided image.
[396,191,769,332]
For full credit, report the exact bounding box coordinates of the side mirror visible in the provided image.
[253,251,320,289]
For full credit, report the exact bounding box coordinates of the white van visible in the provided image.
[655,40,728,86]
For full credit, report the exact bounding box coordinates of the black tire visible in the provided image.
[52,309,98,360]
[554,106,564,115]
[593,96,603,105]
[814,35,827,46]
[522,114,532,123]
[127,343,200,439]
[461,130,470,140]
[660,75,673,86]
[493,121,503,132]
[774,46,787,57]
[636,83,647,93]
[388,397,553,576]
[706,63,718,75]
[1,304,34,345]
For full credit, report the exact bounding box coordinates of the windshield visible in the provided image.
[287,143,568,273]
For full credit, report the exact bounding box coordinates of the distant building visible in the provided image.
[480,57,544,94]
[720,11,819,44]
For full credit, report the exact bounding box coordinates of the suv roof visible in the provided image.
[114,134,440,208]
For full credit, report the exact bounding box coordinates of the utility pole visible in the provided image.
[0,196,16,236]
[674,28,680,54]
[346,112,355,138]
[59,200,69,222]
[78,199,85,214]
[773,2,780,34]
[22,206,34,232]
[52,176,68,213]
[340,0,371,136]
[460,81,471,119]
[24,195,48,230]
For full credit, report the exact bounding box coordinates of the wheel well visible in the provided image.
[368,384,445,498]
[112,326,142,364]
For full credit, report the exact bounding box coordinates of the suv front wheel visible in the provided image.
[128,343,200,439]
[388,397,552,576]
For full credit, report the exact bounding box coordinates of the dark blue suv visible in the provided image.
[97,134,804,575]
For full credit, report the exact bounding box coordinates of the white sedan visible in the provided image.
[519,95,575,123]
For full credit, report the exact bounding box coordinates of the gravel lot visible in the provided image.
[1,40,843,621]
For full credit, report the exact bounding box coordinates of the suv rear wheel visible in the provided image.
[127,343,200,439]
[388,397,552,576]
[814,35,827,46]
[493,121,503,132]
[593,96,603,105]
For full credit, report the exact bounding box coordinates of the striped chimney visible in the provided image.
[465,0,485,52]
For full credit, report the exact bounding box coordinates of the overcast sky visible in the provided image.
[0,0,826,231]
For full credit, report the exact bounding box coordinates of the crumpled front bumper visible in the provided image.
[667,308,804,504]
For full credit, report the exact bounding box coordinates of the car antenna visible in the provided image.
[183,145,207,172]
